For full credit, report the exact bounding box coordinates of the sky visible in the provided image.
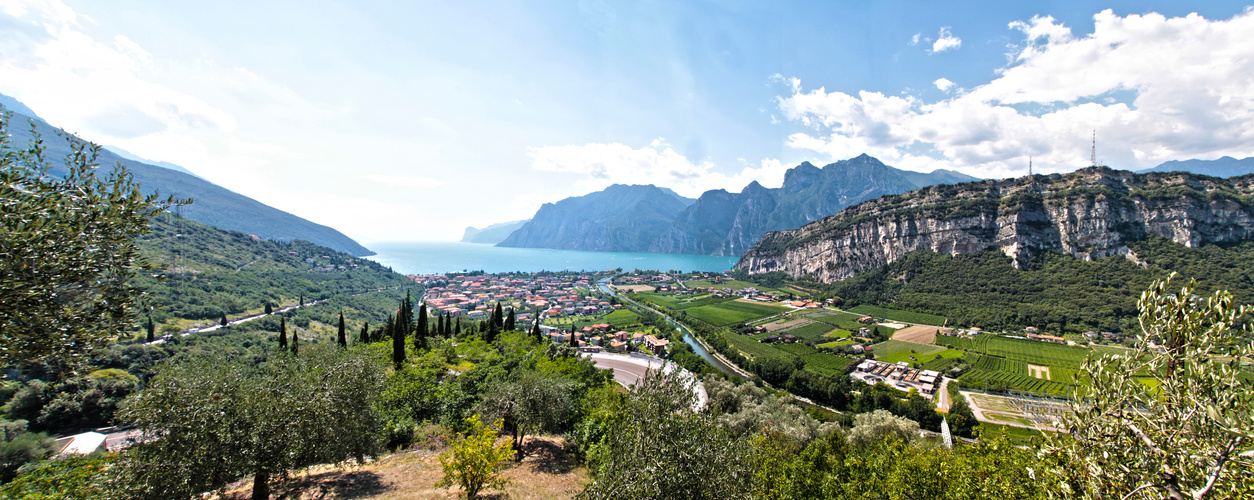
[2,0,1254,243]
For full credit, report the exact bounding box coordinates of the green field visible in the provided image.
[684,300,790,326]
[781,322,838,340]
[870,340,947,358]
[725,331,792,362]
[818,339,859,348]
[805,311,867,331]
[847,305,946,326]
[823,328,853,338]
[877,348,964,366]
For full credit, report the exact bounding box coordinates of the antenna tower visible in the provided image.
[1091,131,1096,167]
[1028,156,1032,176]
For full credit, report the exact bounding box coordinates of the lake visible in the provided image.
[365,241,738,275]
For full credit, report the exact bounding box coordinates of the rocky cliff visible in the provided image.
[497,184,694,252]
[735,167,1254,282]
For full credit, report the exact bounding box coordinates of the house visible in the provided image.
[642,335,670,355]
[56,432,107,455]
[858,316,875,324]
[761,334,780,343]
[782,334,798,343]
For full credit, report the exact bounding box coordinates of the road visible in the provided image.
[587,352,707,410]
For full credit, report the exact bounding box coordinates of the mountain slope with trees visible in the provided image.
[0,95,373,256]
[497,184,695,252]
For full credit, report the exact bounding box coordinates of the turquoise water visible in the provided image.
[365,241,738,275]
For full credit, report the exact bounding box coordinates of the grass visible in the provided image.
[818,339,859,348]
[725,331,792,362]
[684,300,791,326]
[846,304,945,326]
[805,311,867,331]
[977,422,1052,445]
[870,340,947,358]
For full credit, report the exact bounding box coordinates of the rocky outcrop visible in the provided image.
[735,167,1254,282]
[497,184,693,252]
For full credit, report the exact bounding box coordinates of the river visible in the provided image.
[597,278,738,377]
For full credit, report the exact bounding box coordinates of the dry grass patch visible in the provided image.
[614,284,656,293]
[764,318,810,332]
[217,436,588,500]
[892,325,939,344]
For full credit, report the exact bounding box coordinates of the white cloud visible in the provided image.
[527,138,789,198]
[933,78,955,92]
[776,9,1254,178]
[909,33,920,46]
[931,27,962,53]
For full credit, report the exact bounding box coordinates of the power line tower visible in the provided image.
[1028,156,1033,176]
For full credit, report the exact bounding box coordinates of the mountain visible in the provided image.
[0,93,40,120]
[497,184,695,252]
[105,144,203,178]
[1,98,374,256]
[650,154,980,256]
[1141,156,1254,177]
[736,167,1254,282]
[461,219,530,244]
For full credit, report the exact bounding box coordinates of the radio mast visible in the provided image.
[1091,131,1097,167]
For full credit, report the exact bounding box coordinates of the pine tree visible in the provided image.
[146,314,155,343]
[280,316,288,349]
[416,303,428,347]
[337,311,347,348]
[504,309,516,331]
[360,321,369,344]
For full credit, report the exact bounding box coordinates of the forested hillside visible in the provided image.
[821,238,1254,333]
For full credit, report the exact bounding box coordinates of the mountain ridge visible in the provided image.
[735,167,1254,282]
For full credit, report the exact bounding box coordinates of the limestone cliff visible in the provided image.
[735,167,1254,282]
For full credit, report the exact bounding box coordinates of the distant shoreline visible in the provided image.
[365,240,737,275]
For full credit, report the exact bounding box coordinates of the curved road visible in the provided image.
[587,352,707,410]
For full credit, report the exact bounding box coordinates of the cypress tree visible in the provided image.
[291,327,299,354]
[531,321,543,343]
[569,324,578,347]
[337,311,347,348]
[398,291,414,337]
[264,303,272,315]
[493,302,504,328]
[416,303,428,346]
[436,315,444,338]
[220,312,228,328]
[299,294,304,306]
[146,315,155,343]
[360,321,369,344]
[455,317,461,336]
[279,316,288,349]
[384,314,395,341]
[504,309,516,331]
[392,316,406,369]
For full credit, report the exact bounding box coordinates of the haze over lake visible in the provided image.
[365,241,738,275]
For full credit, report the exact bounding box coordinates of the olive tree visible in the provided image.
[474,370,576,461]
[115,344,386,500]
[578,369,754,500]
[1048,274,1253,499]
[0,114,175,369]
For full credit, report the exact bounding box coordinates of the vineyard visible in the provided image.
[801,353,855,376]
[847,304,946,326]
[936,334,1093,369]
[780,321,838,340]
[958,366,1071,395]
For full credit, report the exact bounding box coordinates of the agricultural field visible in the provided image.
[870,340,947,358]
[847,305,946,326]
[801,353,856,377]
[682,279,781,294]
[780,321,838,340]
[877,348,964,366]
[724,331,793,362]
[762,318,809,332]
[892,325,940,344]
[805,311,867,331]
[957,354,1072,395]
[776,343,819,356]
[542,308,643,331]
[938,334,1094,370]
[822,328,853,338]
[683,299,790,326]
[818,339,859,348]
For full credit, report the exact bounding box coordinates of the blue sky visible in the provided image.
[2,1,1253,241]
